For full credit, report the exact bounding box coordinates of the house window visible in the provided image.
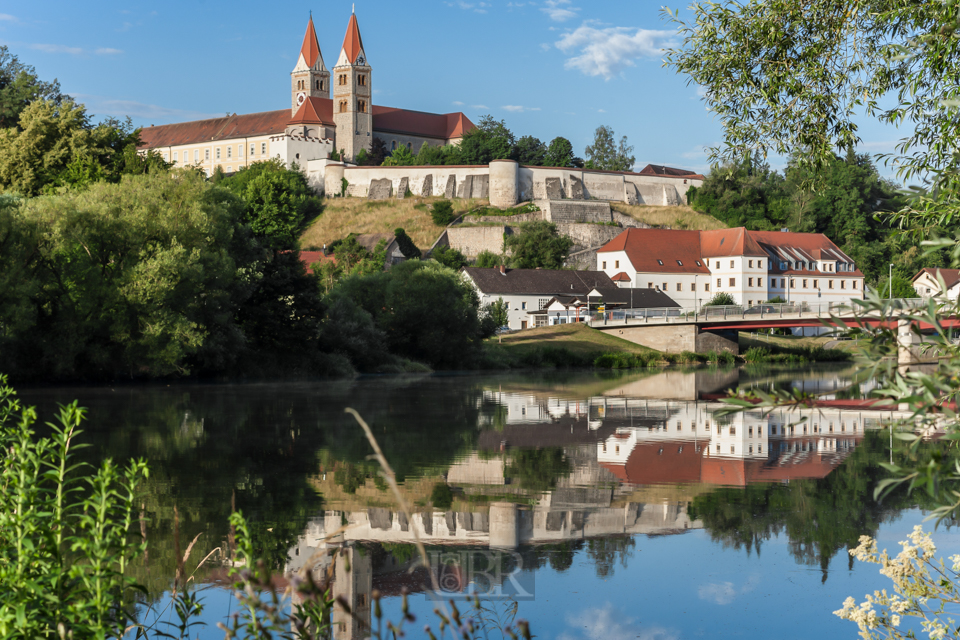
[227,166,232,172]
[716,278,721,288]
[194,149,199,162]
[691,282,696,291]
[205,149,210,161]
[704,283,710,292]
[615,260,619,268]
[853,281,858,289]
[730,260,734,268]
[813,279,818,289]
[662,283,667,291]
[602,261,607,269]
[521,302,527,310]
[648,282,653,288]
[781,278,785,288]
[802,279,808,288]
[771,279,776,288]
[261,142,266,154]
[715,261,720,268]
[676,283,682,291]
[250,144,255,156]
[238,145,243,157]
[227,147,232,159]
[790,279,796,288]
[748,277,753,287]
[730,446,735,454]
[749,260,753,268]
[391,140,397,150]
[216,148,222,160]
[729,278,736,287]
[841,280,847,289]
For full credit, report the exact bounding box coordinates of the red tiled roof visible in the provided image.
[299,16,323,68]
[597,228,710,274]
[750,230,862,276]
[372,106,475,140]
[701,228,766,257]
[601,440,705,485]
[288,96,334,126]
[340,13,365,65]
[298,251,336,275]
[611,272,631,281]
[138,110,292,149]
[913,268,960,289]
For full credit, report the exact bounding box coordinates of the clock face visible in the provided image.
[296,92,306,106]
[356,54,365,65]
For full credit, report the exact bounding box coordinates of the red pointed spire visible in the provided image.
[341,13,365,64]
[300,15,322,67]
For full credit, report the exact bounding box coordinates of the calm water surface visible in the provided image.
[18,365,959,640]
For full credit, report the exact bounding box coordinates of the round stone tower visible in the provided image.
[324,163,346,197]
[488,501,519,549]
[489,160,519,209]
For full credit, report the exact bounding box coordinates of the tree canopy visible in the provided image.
[505,221,574,270]
[585,125,635,171]
[0,45,66,129]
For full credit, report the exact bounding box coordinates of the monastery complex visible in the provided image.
[138,10,703,208]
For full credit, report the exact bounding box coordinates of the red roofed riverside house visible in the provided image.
[596,227,865,308]
[912,268,960,300]
[138,10,474,174]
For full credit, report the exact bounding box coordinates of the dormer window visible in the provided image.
[657,259,663,265]
[695,260,701,266]
[676,260,683,266]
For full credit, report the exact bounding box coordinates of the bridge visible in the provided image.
[586,299,955,363]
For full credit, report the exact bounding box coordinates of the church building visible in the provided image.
[138,11,475,173]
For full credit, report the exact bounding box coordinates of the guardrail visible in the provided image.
[585,299,926,326]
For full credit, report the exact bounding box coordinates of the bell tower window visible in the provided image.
[358,75,366,86]
[358,100,366,113]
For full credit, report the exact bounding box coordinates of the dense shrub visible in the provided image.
[431,199,455,226]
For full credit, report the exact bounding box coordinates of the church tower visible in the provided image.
[291,15,330,115]
[332,10,372,161]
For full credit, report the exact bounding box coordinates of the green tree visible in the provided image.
[368,137,389,166]
[431,245,468,270]
[475,250,505,268]
[584,125,635,171]
[485,297,510,343]
[874,275,918,299]
[393,227,421,259]
[704,292,736,306]
[458,115,516,164]
[505,221,573,269]
[515,135,546,166]
[382,144,416,166]
[0,46,67,129]
[354,148,370,166]
[431,199,455,226]
[544,137,575,167]
[504,447,571,491]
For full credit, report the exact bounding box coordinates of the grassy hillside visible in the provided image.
[612,203,727,231]
[493,323,660,358]
[301,196,488,250]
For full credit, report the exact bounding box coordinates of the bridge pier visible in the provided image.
[607,324,738,355]
[898,318,938,368]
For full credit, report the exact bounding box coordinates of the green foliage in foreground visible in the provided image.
[505,221,573,270]
[593,350,737,369]
[741,345,851,364]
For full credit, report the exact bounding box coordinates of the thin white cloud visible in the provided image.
[502,105,541,112]
[698,575,760,606]
[71,94,220,122]
[540,43,551,51]
[555,24,677,79]
[541,0,579,22]
[448,1,488,13]
[452,101,465,106]
[597,108,606,113]
[471,104,490,110]
[0,13,17,22]
[558,604,679,640]
[29,43,123,56]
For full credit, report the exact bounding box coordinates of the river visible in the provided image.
[17,365,959,640]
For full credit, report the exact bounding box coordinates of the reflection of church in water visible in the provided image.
[285,368,907,640]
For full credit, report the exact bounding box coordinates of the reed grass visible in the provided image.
[611,202,727,230]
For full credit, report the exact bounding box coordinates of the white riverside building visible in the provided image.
[596,227,866,309]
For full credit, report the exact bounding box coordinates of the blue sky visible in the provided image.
[1,0,904,179]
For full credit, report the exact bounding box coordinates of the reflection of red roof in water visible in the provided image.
[603,436,863,486]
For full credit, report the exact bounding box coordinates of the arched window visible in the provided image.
[358,100,366,113]
[316,80,321,90]
[358,75,366,86]
[391,140,397,150]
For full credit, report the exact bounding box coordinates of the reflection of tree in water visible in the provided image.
[504,448,571,492]
[689,430,944,582]
[585,536,636,578]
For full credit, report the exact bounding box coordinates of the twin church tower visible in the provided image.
[291,11,371,161]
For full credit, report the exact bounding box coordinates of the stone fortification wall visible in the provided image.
[444,226,507,258]
[318,161,701,207]
[556,223,625,253]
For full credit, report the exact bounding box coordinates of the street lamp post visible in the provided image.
[889,263,894,300]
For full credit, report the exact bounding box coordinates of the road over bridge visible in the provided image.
[587,299,954,364]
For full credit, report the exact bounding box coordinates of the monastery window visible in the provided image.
[748,277,753,287]
[391,140,397,150]
[261,143,267,155]
[662,282,667,291]
[317,80,322,90]
[704,283,710,292]
[813,279,818,289]
[194,150,199,162]
[716,278,721,288]
[216,148,221,160]
[780,278,785,288]
[715,261,719,268]
[602,261,607,269]
[250,144,255,156]
[358,100,367,112]
[730,446,736,454]
[691,282,696,291]
[749,260,753,268]
[841,280,846,289]
[729,277,736,287]
[226,147,232,159]
[614,260,619,268]
[853,281,858,289]
[802,279,808,288]
[676,283,682,291]
[407,142,412,150]
[771,278,776,288]
[790,279,795,288]
[730,260,734,268]
[238,145,243,157]
[204,149,210,161]
[358,75,366,86]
